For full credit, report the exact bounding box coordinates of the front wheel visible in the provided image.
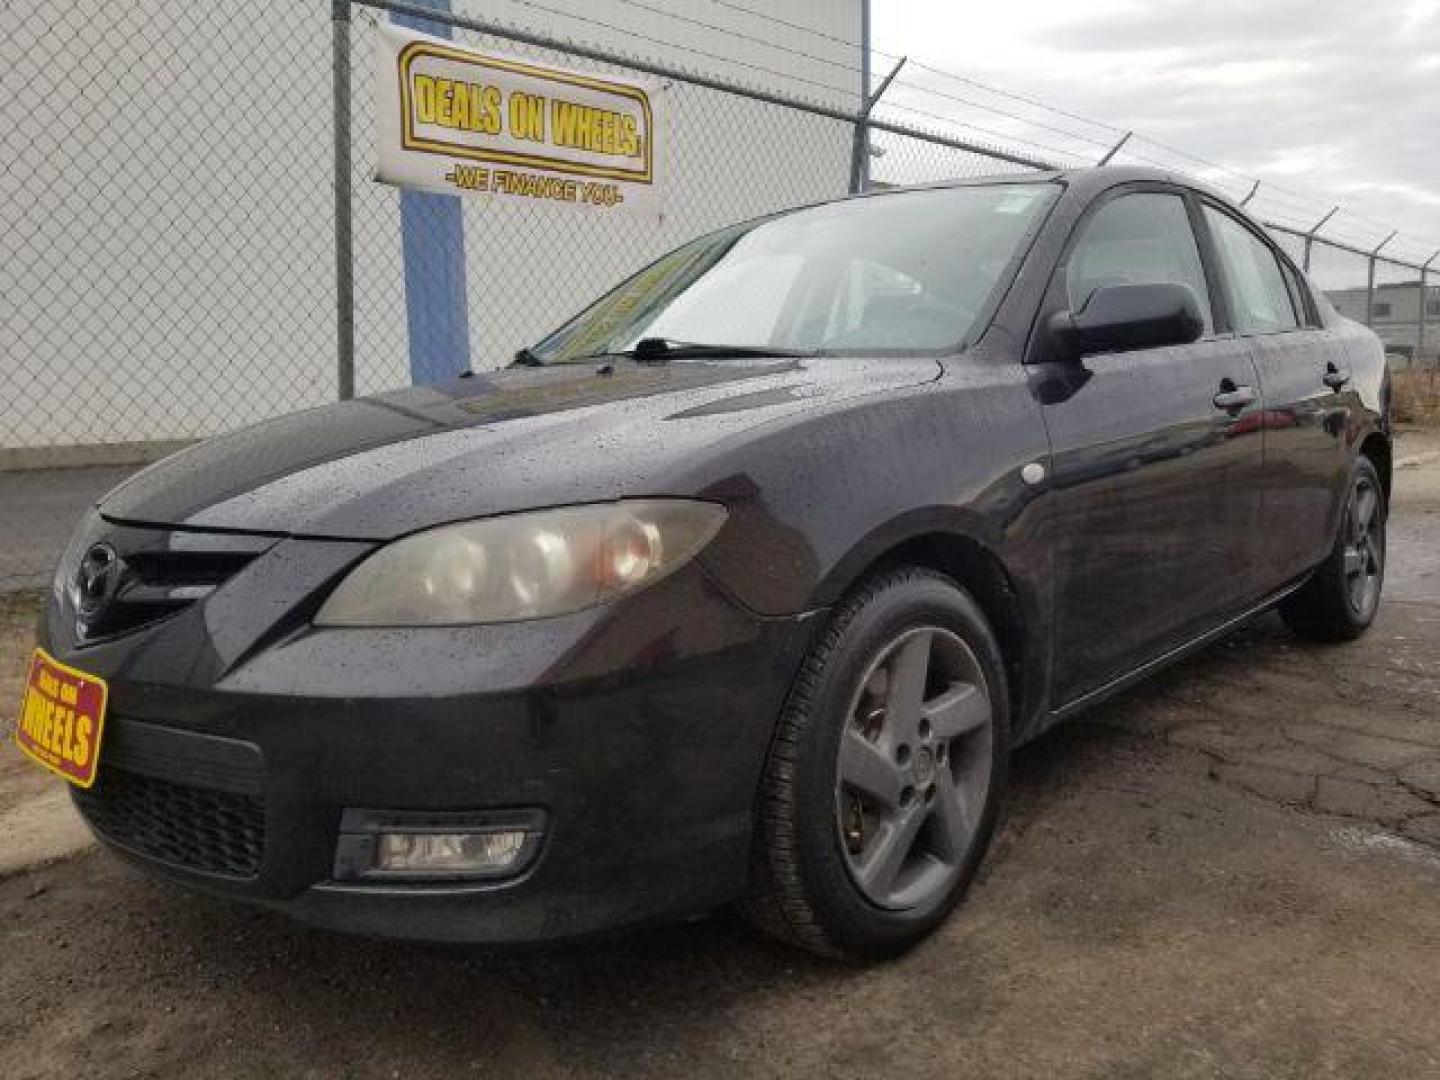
[1280,455,1387,642]
[743,567,1009,960]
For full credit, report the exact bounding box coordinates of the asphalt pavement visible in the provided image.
[0,466,137,588]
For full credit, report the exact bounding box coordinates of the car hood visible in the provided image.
[99,357,939,539]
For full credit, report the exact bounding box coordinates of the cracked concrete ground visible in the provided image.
[1106,606,1440,843]
[1092,428,1440,856]
[1,429,1438,1079]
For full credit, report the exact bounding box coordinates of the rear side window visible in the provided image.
[1203,207,1299,334]
[1066,192,1213,333]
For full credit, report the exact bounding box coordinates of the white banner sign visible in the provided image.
[375,24,665,215]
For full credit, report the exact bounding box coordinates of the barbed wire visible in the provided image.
[692,0,1440,255]
[451,0,865,105]
[606,0,1120,157]
[607,0,864,83]
[371,0,1440,270]
[887,76,1116,153]
[872,98,1084,166]
[899,56,1126,139]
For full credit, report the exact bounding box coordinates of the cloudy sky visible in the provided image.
[873,0,1440,260]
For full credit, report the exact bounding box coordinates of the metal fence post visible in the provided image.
[1096,131,1131,166]
[332,0,356,401]
[1424,251,1440,391]
[1422,264,1434,374]
[1302,205,1339,273]
[1364,255,1375,329]
[856,0,870,192]
[1365,231,1396,330]
[1419,252,1438,373]
[849,56,907,194]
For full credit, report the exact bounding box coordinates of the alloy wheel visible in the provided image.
[1343,474,1384,620]
[834,626,994,911]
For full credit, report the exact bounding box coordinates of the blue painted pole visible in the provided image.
[392,0,471,383]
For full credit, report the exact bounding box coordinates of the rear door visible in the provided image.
[1197,204,1351,586]
[1033,186,1268,705]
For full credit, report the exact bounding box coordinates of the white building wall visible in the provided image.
[2,0,862,449]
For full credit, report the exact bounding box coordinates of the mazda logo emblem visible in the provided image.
[75,543,122,619]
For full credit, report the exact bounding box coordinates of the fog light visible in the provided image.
[375,830,527,873]
[333,808,545,883]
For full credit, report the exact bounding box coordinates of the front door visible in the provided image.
[1033,187,1267,705]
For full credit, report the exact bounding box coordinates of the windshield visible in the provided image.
[529,182,1057,363]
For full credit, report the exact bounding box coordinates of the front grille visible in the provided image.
[75,767,265,879]
[64,520,278,642]
[79,545,265,640]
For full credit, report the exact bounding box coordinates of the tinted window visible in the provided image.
[1066,192,1212,332]
[531,183,1058,361]
[1279,260,1315,327]
[1203,207,1299,333]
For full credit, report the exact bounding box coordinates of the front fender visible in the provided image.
[684,365,1057,739]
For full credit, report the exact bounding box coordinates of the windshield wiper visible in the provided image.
[622,338,820,364]
[511,339,819,367]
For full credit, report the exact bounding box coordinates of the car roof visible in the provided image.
[865,164,1234,210]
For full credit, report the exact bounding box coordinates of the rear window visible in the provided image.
[1203,207,1300,334]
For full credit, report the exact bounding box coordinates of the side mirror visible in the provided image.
[1047,283,1204,362]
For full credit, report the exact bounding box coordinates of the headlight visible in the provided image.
[52,508,99,608]
[314,499,727,626]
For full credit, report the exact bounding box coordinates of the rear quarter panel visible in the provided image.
[1324,314,1391,544]
[1334,316,1391,433]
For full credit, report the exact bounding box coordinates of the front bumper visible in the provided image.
[42,523,818,943]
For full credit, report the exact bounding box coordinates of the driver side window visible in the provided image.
[1067,192,1214,334]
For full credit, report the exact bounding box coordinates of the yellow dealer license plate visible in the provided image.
[15,648,108,788]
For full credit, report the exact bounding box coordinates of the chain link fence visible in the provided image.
[2,0,1436,589]
[340,0,1052,398]
[1,0,337,454]
[347,0,852,396]
[1265,224,1440,370]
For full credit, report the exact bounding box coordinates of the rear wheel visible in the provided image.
[743,567,1008,960]
[1280,456,1386,642]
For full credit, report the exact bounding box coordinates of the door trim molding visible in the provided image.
[1048,578,1306,723]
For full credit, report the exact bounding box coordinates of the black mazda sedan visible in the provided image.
[23,167,1389,959]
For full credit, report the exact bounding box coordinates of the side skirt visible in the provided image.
[1044,579,1307,727]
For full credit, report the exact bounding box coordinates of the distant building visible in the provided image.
[1325,281,1440,362]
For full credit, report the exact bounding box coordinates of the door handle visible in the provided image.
[1323,363,1351,390]
[1213,382,1256,411]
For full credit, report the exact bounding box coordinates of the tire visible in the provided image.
[742,566,1010,960]
[1280,455,1387,643]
